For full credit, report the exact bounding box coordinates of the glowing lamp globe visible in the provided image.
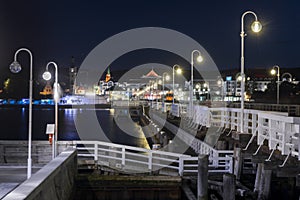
[9,61,22,73]
[176,68,182,74]
[251,21,262,33]
[270,69,276,75]
[42,71,52,81]
[196,55,203,63]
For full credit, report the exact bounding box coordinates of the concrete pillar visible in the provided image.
[258,164,272,200]
[223,173,236,200]
[233,147,242,180]
[197,154,208,200]
[254,163,263,192]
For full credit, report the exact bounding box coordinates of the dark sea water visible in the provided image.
[0,106,150,149]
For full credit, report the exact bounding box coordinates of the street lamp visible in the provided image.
[9,48,33,179]
[217,77,224,101]
[203,82,210,100]
[240,11,262,133]
[43,62,59,158]
[162,72,170,101]
[172,64,182,104]
[270,65,280,104]
[190,50,203,115]
[281,72,292,82]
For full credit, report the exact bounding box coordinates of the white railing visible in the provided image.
[150,113,234,172]
[257,112,300,165]
[168,103,300,162]
[72,140,233,176]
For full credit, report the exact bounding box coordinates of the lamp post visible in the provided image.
[172,64,182,104]
[9,48,33,179]
[281,72,292,82]
[42,62,59,158]
[162,72,170,101]
[203,82,210,100]
[190,50,203,116]
[217,77,224,101]
[271,65,280,104]
[240,11,262,133]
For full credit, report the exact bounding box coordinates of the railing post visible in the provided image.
[251,112,257,136]
[122,147,125,166]
[212,150,218,167]
[179,157,184,176]
[94,143,98,162]
[223,173,236,200]
[148,151,153,171]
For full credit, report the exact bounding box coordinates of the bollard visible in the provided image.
[223,173,236,200]
[254,163,263,192]
[258,164,272,200]
[233,147,242,180]
[197,154,208,200]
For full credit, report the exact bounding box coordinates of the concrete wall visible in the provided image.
[2,147,77,200]
[0,140,73,165]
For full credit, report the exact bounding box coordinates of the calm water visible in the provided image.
[0,106,150,149]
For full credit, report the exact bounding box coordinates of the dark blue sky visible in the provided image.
[0,0,300,78]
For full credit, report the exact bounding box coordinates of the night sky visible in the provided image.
[0,0,300,85]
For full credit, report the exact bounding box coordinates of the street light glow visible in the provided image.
[251,20,262,33]
[270,69,276,75]
[42,71,52,81]
[196,55,203,63]
[165,75,170,81]
[176,68,182,74]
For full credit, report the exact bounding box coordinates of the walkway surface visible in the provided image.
[0,166,41,199]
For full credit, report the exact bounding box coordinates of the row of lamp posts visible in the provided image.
[9,48,59,179]
[7,10,264,179]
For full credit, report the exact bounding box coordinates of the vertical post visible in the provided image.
[197,154,208,200]
[276,67,280,104]
[240,11,261,133]
[94,143,98,162]
[54,70,58,156]
[258,164,272,200]
[122,147,125,166]
[254,163,263,192]
[179,157,184,176]
[13,48,33,179]
[240,22,245,134]
[223,173,236,200]
[172,66,175,104]
[233,147,242,180]
[148,151,153,171]
[52,134,55,159]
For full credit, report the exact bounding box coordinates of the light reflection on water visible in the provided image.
[0,107,149,149]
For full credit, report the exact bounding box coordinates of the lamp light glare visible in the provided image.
[196,55,203,63]
[176,68,182,74]
[270,69,276,75]
[251,21,262,33]
[165,75,170,81]
[43,71,52,81]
